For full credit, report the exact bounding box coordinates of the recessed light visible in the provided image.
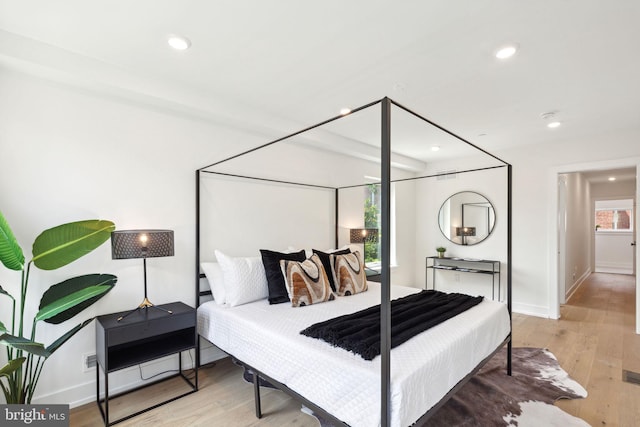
[541,111,561,128]
[167,35,191,50]
[495,44,518,59]
[340,108,351,115]
[608,177,616,181]
[431,146,441,152]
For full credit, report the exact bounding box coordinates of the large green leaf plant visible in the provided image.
[0,211,117,404]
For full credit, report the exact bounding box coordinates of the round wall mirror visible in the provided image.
[438,191,496,245]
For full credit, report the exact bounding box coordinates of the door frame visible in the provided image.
[548,157,640,333]
[557,174,568,304]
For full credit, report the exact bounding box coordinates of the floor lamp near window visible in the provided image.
[111,229,174,321]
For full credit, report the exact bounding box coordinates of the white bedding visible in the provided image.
[197,283,510,427]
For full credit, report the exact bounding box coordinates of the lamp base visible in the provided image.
[116,298,173,322]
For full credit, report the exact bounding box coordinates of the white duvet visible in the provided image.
[197,283,510,427]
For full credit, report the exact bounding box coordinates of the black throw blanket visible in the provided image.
[300,290,483,360]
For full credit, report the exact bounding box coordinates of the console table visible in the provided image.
[426,256,501,300]
[96,301,197,425]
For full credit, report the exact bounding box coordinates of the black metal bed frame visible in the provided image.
[195,97,512,427]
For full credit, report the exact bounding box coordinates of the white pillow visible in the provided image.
[201,262,226,305]
[214,249,268,307]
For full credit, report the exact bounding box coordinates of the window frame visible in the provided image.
[595,205,634,232]
[363,183,396,270]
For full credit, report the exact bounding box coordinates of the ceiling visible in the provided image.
[1,0,640,164]
[581,167,637,184]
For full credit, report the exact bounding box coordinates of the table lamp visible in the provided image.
[111,229,174,321]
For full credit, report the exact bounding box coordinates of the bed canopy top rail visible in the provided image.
[337,164,507,190]
[198,97,510,175]
[197,97,510,189]
[195,96,512,427]
[389,98,509,166]
[199,170,337,190]
[197,98,383,172]
[201,163,506,191]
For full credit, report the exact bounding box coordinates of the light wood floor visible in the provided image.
[71,273,640,426]
[515,272,640,427]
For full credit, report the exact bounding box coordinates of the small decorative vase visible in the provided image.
[438,252,445,258]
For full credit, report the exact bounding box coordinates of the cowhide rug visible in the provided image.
[243,347,589,427]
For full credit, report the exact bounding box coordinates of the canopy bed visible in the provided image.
[195,97,512,427]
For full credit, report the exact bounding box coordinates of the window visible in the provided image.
[595,199,634,231]
[364,184,381,262]
[363,184,396,266]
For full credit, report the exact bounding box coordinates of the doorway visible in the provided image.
[550,159,639,334]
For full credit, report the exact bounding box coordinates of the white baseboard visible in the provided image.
[595,266,633,274]
[512,302,551,318]
[596,260,633,275]
[565,269,590,302]
[33,342,228,409]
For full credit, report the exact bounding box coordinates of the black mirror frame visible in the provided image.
[438,191,496,246]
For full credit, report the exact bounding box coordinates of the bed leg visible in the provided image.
[253,370,262,418]
[507,340,512,376]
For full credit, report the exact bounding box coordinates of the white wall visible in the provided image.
[502,135,640,319]
[595,231,634,274]
[562,172,592,299]
[0,69,272,406]
[3,65,640,407]
[414,163,507,300]
[391,179,417,286]
[0,68,420,406]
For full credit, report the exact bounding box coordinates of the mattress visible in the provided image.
[197,283,510,427]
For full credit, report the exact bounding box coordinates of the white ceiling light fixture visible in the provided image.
[541,111,561,129]
[495,44,518,59]
[167,34,191,50]
[431,145,440,152]
[340,107,351,115]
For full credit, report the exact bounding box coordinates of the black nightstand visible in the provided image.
[95,302,197,426]
[365,267,381,282]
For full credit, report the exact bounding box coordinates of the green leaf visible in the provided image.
[0,286,13,332]
[0,357,26,378]
[0,210,25,271]
[46,319,93,355]
[0,334,50,358]
[32,220,115,270]
[35,284,113,323]
[0,284,13,300]
[38,274,117,324]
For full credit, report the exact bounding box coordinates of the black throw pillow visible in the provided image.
[260,249,307,304]
[312,248,351,292]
